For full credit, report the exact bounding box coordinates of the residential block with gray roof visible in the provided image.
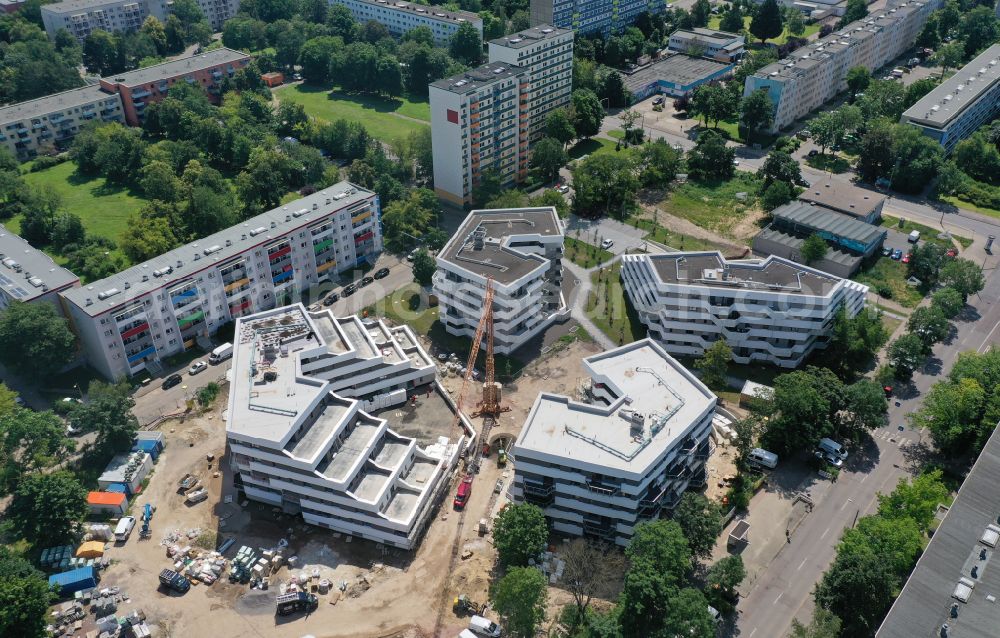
[512,338,716,545]
[328,0,482,46]
[432,207,568,355]
[620,251,869,368]
[902,44,1000,153]
[62,182,382,380]
[226,303,472,549]
[42,0,240,41]
[0,224,79,313]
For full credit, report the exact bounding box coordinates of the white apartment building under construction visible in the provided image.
[226,304,472,549]
[620,252,869,368]
[511,339,716,546]
[433,207,567,355]
[62,182,382,380]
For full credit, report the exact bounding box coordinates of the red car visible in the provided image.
[902,252,911,264]
[454,475,473,509]
[946,248,958,258]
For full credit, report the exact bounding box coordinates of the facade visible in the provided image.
[430,62,530,205]
[744,0,942,132]
[0,224,80,312]
[620,251,869,368]
[667,28,745,63]
[797,180,886,223]
[99,48,250,126]
[529,0,664,35]
[901,44,1000,153]
[226,304,470,549]
[42,0,238,40]
[61,182,382,380]
[624,53,733,101]
[487,25,574,141]
[512,339,716,546]
[0,85,125,161]
[876,421,1000,638]
[329,0,482,46]
[433,207,568,355]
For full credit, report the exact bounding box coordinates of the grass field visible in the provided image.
[276,84,429,143]
[586,262,647,346]
[632,218,722,252]
[568,137,619,159]
[880,214,972,249]
[853,258,925,308]
[565,237,614,268]
[806,153,852,174]
[706,16,820,45]
[657,173,760,237]
[15,161,146,242]
[938,194,1000,222]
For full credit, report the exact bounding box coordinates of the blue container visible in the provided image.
[106,482,131,496]
[49,566,97,596]
[132,439,161,461]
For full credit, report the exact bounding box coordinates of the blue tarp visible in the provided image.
[49,566,97,596]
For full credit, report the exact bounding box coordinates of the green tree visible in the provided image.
[907,306,950,350]
[598,70,630,108]
[958,6,999,58]
[810,111,840,154]
[449,21,482,65]
[932,286,964,319]
[8,471,87,547]
[531,137,569,182]
[939,257,985,301]
[761,180,794,211]
[705,555,745,609]
[571,89,604,138]
[690,0,711,27]
[119,213,179,262]
[546,108,577,147]
[907,241,946,289]
[910,377,987,455]
[411,248,436,286]
[69,380,139,454]
[492,567,548,638]
[785,7,805,36]
[0,409,71,494]
[493,503,548,567]
[790,609,843,638]
[845,66,870,101]
[839,379,888,438]
[915,13,940,49]
[695,339,732,389]
[750,0,783,43]
[636,139,681,187]
[558,538,626,619]
[0,548,54,638]
[570,153,638,219]
[887,333,925,381]
[139,159,181,202]
[720,5,745,33]
[762,367,843,454]
[618,520,692,637]
[954,131,1000,186]
[82,29,123,76]
[0,302,75,381]
[662,588,716,637]
[800,233,829,265]
[686,129,735,180]
[298,35,342,83]
[856,121,896,183]
[876,469,949,529]
[381,188,438,252]
[890,124,943,194]
[904,77,940,110]
[739,89,773,140]
[933,41,965,79]
[857,79,906,120]
[838,0,868,26]
[826,307,888,377]
[757,149,801,190]
[672,492,722,559]
[815,548,895,638]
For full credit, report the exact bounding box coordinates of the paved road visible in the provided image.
[736,267,1000,638]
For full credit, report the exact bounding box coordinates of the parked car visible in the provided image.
[374,267,390,279]
[343,283,358,296]
[652,96,664,106]
[159,569,190,594]
[797,129,811,140]
[114,516,136,542]
[323,292,340,306]
[881,246,893,257]
[188,361,207,376]
[601,239,614,249]
[360,276,374,287]
[891,248,903,260]
[902,252,911,264]
[407,249,418,261]
[808,149,819,157]
[162,374,182,390]
[556,184,570,193]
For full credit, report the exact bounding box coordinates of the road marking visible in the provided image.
[797,557,807,571]
[821,526,830,539]
[775,592,784,605]
[860,473,868,483]
[978,319,1000,353]
[749,628,757,638]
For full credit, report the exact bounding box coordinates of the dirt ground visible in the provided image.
[86,338,603,638]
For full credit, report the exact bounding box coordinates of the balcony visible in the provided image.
[131,89,151,99]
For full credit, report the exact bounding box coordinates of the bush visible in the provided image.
[29,155,67,172]
[196,383,220,407]
[875,282,893,298]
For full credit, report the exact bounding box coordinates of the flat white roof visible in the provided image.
[515,339,715,477]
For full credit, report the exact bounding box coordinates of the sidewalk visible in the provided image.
[562,259,616,350]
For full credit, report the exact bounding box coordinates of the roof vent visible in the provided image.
[249,227,267,237]
[85,298,92,306]
[953,577,974,603]
[225,239,232,247]
[241,234,247,241]
[203,245,222,256]
[980,524,1000,547]
[97,288,121,300]
[123,281,130,289]
[176,260,183,268]
[142,274,149,282]
[293,208,308,217]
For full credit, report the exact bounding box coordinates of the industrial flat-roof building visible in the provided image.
[512,339,716,545]
[62,182,382,380]
[744,0,941,132]
[623,54,734,102]
[797,180,886,223]
[226,304,471,549]
[667,28,745,63]
[433,207,567,354]
[328,0,482,46]
[876,422,1000,638]
[901,44,1000,153]
[620,251,869,368]
[0,225,80,312]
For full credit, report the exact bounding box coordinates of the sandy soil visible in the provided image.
[88,338,603,638]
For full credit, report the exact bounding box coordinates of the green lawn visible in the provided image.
[805,153,852,174]
[586,262,647,346]
[564,237,614,268]
[853,258,925,308]
[366,283,439,334]
[15,161,147,242]
[632,217,722,252]
[706,16,819,45]
[657,173,760,238]
[568,137,619,160]
[938,194,1000,222]
[880,214,972,249]
[275,84,429,143]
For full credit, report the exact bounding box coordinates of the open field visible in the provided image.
[275,85,429,143]
[656,173,762,240]
[15,161,146,242]
[853,257,925,308]
[707,16,820,45]
[565,236,614,268]
[568,136,619,159]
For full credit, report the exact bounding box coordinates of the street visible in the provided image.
[735,262,1000,637]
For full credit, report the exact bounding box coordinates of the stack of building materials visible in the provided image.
[86,524,114,542]
[534,551,566,585]
[41,545,76,571]
[229,546,258,583]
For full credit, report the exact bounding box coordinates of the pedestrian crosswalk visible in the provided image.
[875,429,912,447]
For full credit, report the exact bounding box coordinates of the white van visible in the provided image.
[748,448,778,469]
[908,230,920,243]
[208,342,233,364]
[469,615,502,638]
[818,438,848,463]
[114,516,136,542]
[459,631,480,638]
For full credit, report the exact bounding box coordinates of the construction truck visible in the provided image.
[453,594,485,616]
